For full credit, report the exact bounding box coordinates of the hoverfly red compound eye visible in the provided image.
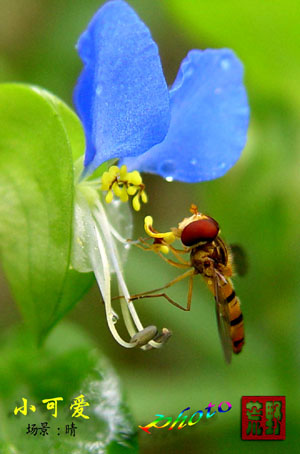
[181,218,219,246]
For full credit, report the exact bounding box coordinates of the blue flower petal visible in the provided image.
[74,0,170,173]
[122,49,249,182]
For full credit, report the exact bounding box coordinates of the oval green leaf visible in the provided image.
[0,84,93,342]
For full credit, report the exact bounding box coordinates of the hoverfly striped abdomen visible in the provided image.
[220,279,245,354]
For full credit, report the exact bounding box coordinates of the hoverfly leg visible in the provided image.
[187,274,194,311]
[134,238,191,268]
[129,269,196,311]
[167,244,191,265]
[132,268,195,297]
[157,252,192,269]
[128,236,154,252]
[130,292,190,311]
[131,234,191,267]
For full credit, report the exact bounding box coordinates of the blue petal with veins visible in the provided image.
[74,0,170,174]
[122,49,249,182]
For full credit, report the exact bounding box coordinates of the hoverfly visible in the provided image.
[130,204,245,363]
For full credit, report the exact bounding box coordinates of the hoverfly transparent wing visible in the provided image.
[230,244,248,276]
[213,269,232,364]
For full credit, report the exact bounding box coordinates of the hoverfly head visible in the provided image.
[180,216,219,247]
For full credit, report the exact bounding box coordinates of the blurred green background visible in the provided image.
[1,0,299,452]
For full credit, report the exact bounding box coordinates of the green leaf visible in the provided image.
[0,324,138,454]
[33,87,86,162]
[34,87,96,337]
[0,84,94,342]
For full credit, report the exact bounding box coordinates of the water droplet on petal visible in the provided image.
[96,85,103,96]
[159,160,176,182]
[185,68,194,78]
[190,159,197,166]
[112,313,119,324]
[220,58,231,70]
[218,162,226,169]
[112,199,121,208]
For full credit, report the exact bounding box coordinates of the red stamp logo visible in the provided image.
[241,396,286,440]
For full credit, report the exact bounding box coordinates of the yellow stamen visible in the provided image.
[141,190,148,204]
[112,181,122,197]
[132,194,141,211]
[119,164,128,180]
[156,244,170,254]
[127,170,142,186]
[109,165,119,176]
[100,165,148,211]
[127,186,138,196]
[105,190,113,204]
[119,186,129,202]
[144,216,175,243]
